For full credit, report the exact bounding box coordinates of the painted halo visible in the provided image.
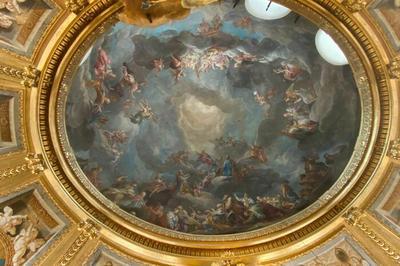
[62,2,364,236]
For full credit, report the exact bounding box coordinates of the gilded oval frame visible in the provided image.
[36,0,391,256]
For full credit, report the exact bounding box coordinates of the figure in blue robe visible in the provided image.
[223,156,233,176]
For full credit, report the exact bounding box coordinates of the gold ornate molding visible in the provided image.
[65,0,89,14]
[0,153,44,181]
[388,139,400,160]
[0,64,24,80]
[387,56,400,80]
[0,163,28,182]
[58,220,99,266]
[0,64,40,89]
[341,0,366,13]
[343,208,400,263]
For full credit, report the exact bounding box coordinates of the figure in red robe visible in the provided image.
[94,47,115,80]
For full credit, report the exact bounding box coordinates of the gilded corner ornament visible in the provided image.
[388,139,400,160]
[21,65,40,89]
[387,56,400,79]
[65,0,89,14]
[343,207,363,226]
[25,153,45,174]
[341,0,366,13]
[59,219,99,266]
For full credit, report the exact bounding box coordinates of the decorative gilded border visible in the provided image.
[36,0,392,259]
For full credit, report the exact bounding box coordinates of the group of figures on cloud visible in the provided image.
[101,174,300,234]
[92,138,339,234]
[0,206,45,266]
[253,61,319,140]
[89,47,156,120]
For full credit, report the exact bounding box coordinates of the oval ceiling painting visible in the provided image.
[66,2,360,235]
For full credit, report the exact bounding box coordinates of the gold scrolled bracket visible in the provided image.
[388,139,400,160]
[59,219,99,266]
[21,65,40,89]
[340,0,367,13]
[343,207,400,263]
[0,153,44,181]
[211,251,246,266]
[65,0,89,14]
[387,56,400,79]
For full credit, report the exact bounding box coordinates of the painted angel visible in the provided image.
[170,55,184,81]
[234,193,255,208]
[0,206,26,236]
[248,145,268,163]
[103,130,128,145]
[86,79,110,113]
[94,47,116,80]
[152,58,164,72]
[273,62,302,81]
[119,63,145,97]
[128,100,157,124]
[12,223,45,266]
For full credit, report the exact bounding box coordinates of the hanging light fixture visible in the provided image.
[315,29,348,66]
[245,0,291,20]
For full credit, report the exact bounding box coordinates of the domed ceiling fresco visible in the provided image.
[65,1,360,235]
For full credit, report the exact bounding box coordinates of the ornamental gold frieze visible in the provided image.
[34,0,395,264]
